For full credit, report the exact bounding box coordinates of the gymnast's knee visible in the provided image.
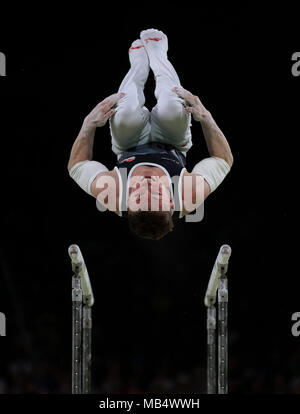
[112,107,144,131]
[156,100,186,128]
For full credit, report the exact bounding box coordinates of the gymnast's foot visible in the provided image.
[128,39,149,68]
[128,39,149,84]
[140,28,181,95]
[140,28,168,58]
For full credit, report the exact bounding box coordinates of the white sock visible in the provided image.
[140,29,181,99]
[118,40,149,96]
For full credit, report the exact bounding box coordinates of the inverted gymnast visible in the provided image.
[67,29,233,240]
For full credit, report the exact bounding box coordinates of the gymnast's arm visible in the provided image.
[173,86,233,168]
[173,87,233,215]
[67,119,97,171]
[196,109,233,168]
[67,93,124,214]
[67,92,124,171]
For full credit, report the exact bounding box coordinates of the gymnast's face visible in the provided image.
[127,174,175,213]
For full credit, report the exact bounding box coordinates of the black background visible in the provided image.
[0,4,297,395]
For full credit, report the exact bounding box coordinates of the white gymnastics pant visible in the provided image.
[109,63,193,157]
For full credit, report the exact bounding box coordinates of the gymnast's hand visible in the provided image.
[172,86,211,123]
[83,92,126,129]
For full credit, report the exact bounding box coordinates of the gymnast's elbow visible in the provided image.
[221,150,234,169]
[67,161,73,172]
[226,152,234,168]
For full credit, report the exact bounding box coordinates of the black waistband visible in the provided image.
[118,143,186,167]
[125,142,179,152]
